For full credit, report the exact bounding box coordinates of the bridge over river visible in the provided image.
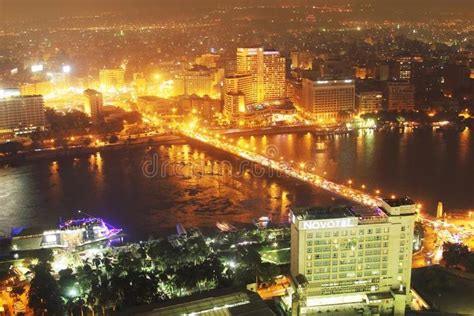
[179,128,383,208]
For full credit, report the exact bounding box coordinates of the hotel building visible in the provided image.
[301,77,355,122]
[356,91,383,114]
[223,74,254,118]
[0,95,46,134]
[290,197,416,315]
[236,47,286,103]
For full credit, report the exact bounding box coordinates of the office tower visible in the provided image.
[174,66,215,97]
[236,47,286,103]
[19,81,53,96]
[393,55,413,81]
[0,95,45,133]
[356,91,383,113]
[83,89,104,122]
[384,82,415,111]
[301,74,355,122]
[263,50,286,101]
[99,68,125,90]
[291,51,313,70]
[290,198,416,315]
[222,74,253,118]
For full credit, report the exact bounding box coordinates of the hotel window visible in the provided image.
[359,229,365,235]
[342,231,347,236]
[333,231,339,237]
[324,232,330,237]
[307,241,313,247]
[307,262,312,267]
[368,229,373,234]
[307,254,312,260]
[376,228,382,234]
[306,269,312,275]
[401,226,406,232]
[307,248,312,253]
[351,230,356,235]
[307,233,313,239]
[384,228,389,233]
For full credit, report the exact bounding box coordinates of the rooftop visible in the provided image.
[292,205,388,222]
[116,288,275,316]
[383,197,415,207]
[291,206,355,221]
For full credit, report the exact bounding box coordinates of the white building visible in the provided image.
[301,78,355,122]
[0,95,45,134]
[290,197,416,315]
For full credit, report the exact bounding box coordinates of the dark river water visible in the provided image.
[0,129,473,239]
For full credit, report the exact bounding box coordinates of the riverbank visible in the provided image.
[0,135,184,166]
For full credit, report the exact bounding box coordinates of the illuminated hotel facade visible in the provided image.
[223,74,254,118]
[236,47,286,103]
[301,78,355,122]
[0,95,46,134]
[290,198,416,315]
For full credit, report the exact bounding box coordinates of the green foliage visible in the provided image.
[28,262,63,314]
[443,242,469,268]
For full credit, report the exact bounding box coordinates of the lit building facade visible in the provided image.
[301,78,355,122]
[236,47,285,103]
[99,68,125,90]
[356,91,383,114]
[223,74,253,118]
[384,82,415,111]
[83,89,104,122]
[290,198,416,315]
[19,81,53,96]
[0,95,45,133]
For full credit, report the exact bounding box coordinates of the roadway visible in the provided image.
[180,127,382,207]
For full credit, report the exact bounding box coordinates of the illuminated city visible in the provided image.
[0,0,473,315]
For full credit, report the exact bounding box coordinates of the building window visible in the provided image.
[307,233,313,239]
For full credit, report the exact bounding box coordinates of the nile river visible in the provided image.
[0,129,473,239]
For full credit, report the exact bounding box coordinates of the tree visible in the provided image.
[28,262,63,315]
[443,242,469,268]
[258,262,281,285]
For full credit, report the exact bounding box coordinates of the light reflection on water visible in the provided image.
[0,129,473,239]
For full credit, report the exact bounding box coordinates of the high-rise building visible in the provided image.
[236,47,285,103]
[384,82,415,111]
[0,95,45,133]
[99,68,125,90]
[222,74,253,118]
[393,56,413,81]
[83,89,104,122]
[290,198,416,315]
[301,75,355,122]
[356,91,383,113]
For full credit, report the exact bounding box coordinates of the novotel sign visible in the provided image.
[299,218,357,230]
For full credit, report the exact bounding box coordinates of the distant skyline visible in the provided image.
[1,0,473,21]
